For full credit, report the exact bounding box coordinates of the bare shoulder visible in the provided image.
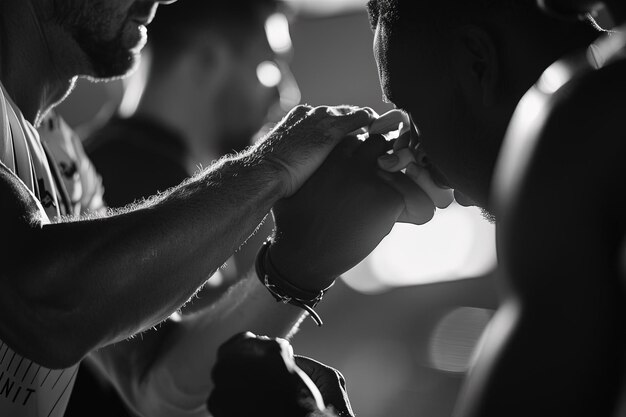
[495,57,626,301]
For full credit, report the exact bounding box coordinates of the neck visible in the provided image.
[0,1,81,125]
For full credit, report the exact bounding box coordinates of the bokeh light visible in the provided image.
[257,61,283,88]
[342,203,497,293]
[429,307,494,373]
[265,13,293,54]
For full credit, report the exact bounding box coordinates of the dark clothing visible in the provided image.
[85,115,189,208]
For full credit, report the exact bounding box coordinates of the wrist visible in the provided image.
[214,151,287,203]
[268,239,337,292]
[248,142,296,199]
[256,240,335,327]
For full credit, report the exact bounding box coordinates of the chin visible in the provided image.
[77,26,146,80]
[480,208,497,224]
[86,45,142,80]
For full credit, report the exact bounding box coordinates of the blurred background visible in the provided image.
[56,1,499,416]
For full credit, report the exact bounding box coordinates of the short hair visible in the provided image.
[367,0,600,41]
[148,0,279,68]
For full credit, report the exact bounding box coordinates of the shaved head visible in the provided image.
[367,0,601,210]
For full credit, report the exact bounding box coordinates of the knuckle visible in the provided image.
[412,206,436,225]
[335,369,347,385]
[293,104,312,112]
[360,106,379,119]
[286,104,312,120]
[311,105,331,116]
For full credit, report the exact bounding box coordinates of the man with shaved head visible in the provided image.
[211,1,626,416]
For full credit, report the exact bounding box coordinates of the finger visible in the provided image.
[378,171,435,225]
[272,105,313,132]
[325,109,376,140]
[406,163,454,209]
[368,109,409,136]
[360,106,380,120]
[286,104,313,120]
[295,356,354,416]
[377,147,416,172]
[454,189,475,207]
[348,108,380,137]
[406,115,420,149]
[325,105,362,116]
[349,127,368,137]
[326,105,378,118]
[393,131,411,152]
[290,359,327,412]
[309,105,361,117]
[354,134,393,160]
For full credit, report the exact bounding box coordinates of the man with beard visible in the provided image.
[0,0,432,416]
[369,1,626,415]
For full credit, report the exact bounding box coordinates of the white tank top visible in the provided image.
[0,83,90,417]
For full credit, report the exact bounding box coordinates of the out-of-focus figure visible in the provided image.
[456,1,626,416]
[85,0,298,207]
[66,1,300,415]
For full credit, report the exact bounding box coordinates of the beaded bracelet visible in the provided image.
[255,239,334,326]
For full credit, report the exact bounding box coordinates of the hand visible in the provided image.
[254,105,375,198]
[269,134,435,291]
[377,127,455,210]
[208,332,327,417]
[295,356,355,417]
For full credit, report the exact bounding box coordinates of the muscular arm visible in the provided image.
[91,275,306,417]
[455,66,626,417]
[88,131,429,417]
[0,105,373,369]
[0,154,282,369]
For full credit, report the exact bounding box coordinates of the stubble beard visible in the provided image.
[53,1,148,80]
[78,26,142,80]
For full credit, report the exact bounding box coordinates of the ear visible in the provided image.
[455,25,499,107]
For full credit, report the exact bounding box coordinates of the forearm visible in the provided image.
[2,153,284,367]
[1,104,372,369]
[99,272,305,417]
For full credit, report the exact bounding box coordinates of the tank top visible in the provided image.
[0,82,98,417]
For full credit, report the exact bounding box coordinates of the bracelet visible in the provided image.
[255,239,334,326]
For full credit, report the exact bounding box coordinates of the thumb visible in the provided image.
[378,170,436,225]
[325,108,376,141]
[295,356,354,417]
